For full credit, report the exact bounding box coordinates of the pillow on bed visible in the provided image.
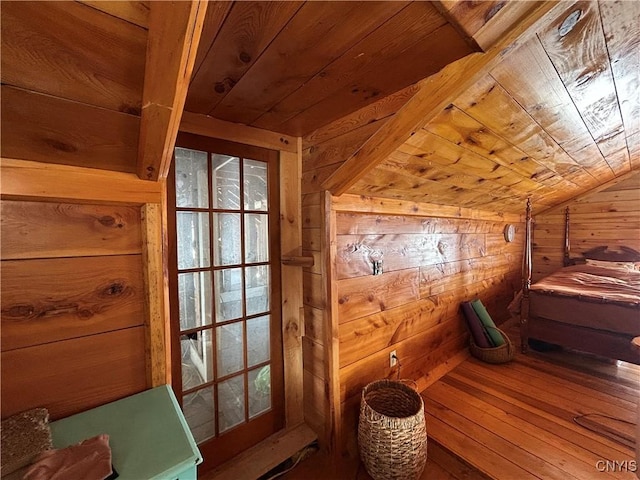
[584,258,638,271]
[471,299,506,347]
[461,302,493,348]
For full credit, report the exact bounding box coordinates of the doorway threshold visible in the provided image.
[200,423,317,480]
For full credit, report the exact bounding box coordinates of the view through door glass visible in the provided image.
[168,133,283,470]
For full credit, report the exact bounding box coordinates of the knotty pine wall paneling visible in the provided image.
[332,195,523,454]
[532,171,640,282]
[0,200,149,420]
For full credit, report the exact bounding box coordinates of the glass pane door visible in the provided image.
[168,134,283,471]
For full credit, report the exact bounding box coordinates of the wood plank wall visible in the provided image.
[300,79,422,455]
[1,200,149,420]
[532,171,640,282]
[332,195,524,454]
[302,90,525,456]
[1,122,303,462]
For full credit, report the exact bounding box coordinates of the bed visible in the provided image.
[520,199,640,365]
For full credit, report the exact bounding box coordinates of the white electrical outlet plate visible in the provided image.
[390,350,397,367]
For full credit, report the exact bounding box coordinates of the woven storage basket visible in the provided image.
[358,379,427,480]
[469,326,515,364]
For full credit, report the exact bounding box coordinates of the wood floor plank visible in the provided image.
[507,359,638,412]
[282,439,488,479]
[450,366,633,457]
[425,395,582,480]
[501,321,640,388]
[454,362,585,421]
[514,354,639,404]
[459,360,628,421]
[420,460,457,480]
[427,441,491,480]
[465,361,636,421]
[422,339,639,480]
[442,373,633,462]
[560,356,640,387]
[427,381,624,480]
[424,412,540,480]
[287,324,638,480]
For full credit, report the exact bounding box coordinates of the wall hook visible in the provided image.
[372,259,383,275]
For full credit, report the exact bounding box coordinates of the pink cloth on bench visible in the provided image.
[23,434,112,480]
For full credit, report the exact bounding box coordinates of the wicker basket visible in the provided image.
[469,326,515,364]
[358,379,427,480]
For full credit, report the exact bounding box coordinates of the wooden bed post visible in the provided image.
[521,198,533,353]
[563,207,571,267]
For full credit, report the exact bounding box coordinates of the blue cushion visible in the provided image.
[471,299,505,347]
[461,302,493,348]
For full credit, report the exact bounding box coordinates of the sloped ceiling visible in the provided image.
[314,0,640,214]
[314,2,640,212]
[1,1,638,215]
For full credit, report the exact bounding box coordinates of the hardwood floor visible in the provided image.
[280,440,489,480]
[284,320,639,479]
[424,322,639,480]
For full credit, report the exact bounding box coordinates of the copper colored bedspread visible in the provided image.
[531,264,640,307]
[529,264,640,336]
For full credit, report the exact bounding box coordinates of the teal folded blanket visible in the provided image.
[471,299,505,347]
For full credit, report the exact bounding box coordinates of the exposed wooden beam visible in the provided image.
[279,140,306,428]
[473,1,544,51]
[180,111,298,153]
[1,158,162,205]
[79,1,150,29]
[137,1,208,181]
[321,1,563,197]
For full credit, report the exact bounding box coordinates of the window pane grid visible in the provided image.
[174,145,275,445]
[183,386,215,444]
[179,318,271,379]
[248,365,271,419]
[181,356,271,396]
[220,311,269,327]
[217,374,244,434]
[183,380,216,397]
[180,311,272,337]
[175,266,213,275]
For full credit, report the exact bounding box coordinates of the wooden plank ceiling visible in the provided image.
[324,0,640,213]
[1,1,638,215]
[184,1,477,135]
[1,1,147,173]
